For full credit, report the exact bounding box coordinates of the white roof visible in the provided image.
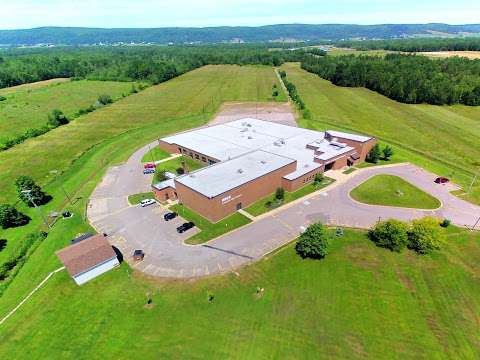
[308,138,354,161]
[326,130,372,143]
[153,178,175,190]
[175,150,295,198]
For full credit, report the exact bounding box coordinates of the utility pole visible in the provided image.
[472,216,480,232]
[468,174,478,194]
[21,190,50,229]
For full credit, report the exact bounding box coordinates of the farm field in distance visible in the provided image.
[417,51,480,59]
[0,228,479,359]
[0,79,136,143]
[281,63,480,204]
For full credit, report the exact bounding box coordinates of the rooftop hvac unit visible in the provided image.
[248,136,253,139]
[240,128,248,132]
[260,160,267,164]
[237,168,244,174]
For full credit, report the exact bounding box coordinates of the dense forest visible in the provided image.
[0,45,305,88]
[337,38,480,52]
[301,54,480,105]
[1,24,480,45]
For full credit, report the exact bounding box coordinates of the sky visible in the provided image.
[0,0,479,29]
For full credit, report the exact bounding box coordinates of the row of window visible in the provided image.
[302,172,321,184]
[177,147,216,165]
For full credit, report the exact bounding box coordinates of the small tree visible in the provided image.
[382,145,394,161]
[314,173,324,185]
[0,204,29,229]
[275,187,285,201]
[15,175,50,206]
[408,217,444,254]
[97,94,113,105]
[368,219,409,252]
[295,222,329,259]
[366,144,381,164]
[272,89,279,97]
[47,109,68,127]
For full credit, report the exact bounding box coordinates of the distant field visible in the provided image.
[281,63,480,204]
[0,228,479,359]
[0,78,69,94]
[0,79,134,143]
[327,47,394,57]
[418,51,480,59]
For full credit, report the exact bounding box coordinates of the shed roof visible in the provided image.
[56,234,117,277]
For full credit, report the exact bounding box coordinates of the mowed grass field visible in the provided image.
[0,65,283,268]
[281,63,480,204]
[0,79,135,143]
[0,228,479,359]
[350,175,441,209]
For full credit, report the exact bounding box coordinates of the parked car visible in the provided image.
[143,168,155,174]
[434,177,450,184]
[164,212,178,221]
[176,222,195,233]
[133,249,145,261]
[144,162,156,169]
[140,199,156,207]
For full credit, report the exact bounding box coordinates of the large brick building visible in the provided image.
[153,118,375,222]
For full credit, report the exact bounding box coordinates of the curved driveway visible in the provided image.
[87,132,480,279]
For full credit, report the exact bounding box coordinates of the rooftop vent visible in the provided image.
[237,168,243,174]
[246,123,252,127]
[304,164,310,168]
[260,160,267,164]
[240,128,248,133]
[248,136,253,139]
[189,174,196,178]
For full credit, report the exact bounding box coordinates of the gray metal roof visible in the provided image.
[175,150,295,198]
[326,130,372,143]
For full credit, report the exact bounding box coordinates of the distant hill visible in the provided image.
[1,24,480,46]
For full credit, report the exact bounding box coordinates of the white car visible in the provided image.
[140,199,156,207]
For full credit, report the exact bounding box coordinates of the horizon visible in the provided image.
[0,0,479,30]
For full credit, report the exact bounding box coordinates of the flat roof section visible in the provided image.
[326,130,372,143]
[161,131,251,161]
[224,118,308,140]
[175,150,296,198]
[194,124,278,149]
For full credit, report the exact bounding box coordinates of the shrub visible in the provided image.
[272,89,279,97]
[47,109,69,127]
[275,187,285,201]
[97,94,113,105]
[0,204,30,229]
[15,175,50,206]
[382,145,394,160]
[295,222,330,259]
[366,144,381,163]
[440,219,451,228]
[408,217,445,254]
[303,108,312,119]
[314,173,324,184]
[0,95,6,101]
[368,219,409,252]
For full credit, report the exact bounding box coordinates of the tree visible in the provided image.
[295,222,330,259]
[15,175,50,206]
[275,187,285,201]
[408,217,444,254]
[0,204,29,229]
[382,145,394,160]
[97,94,113,105]
[47,109,68,128]
[368,219,409,252]
[366,144,381,163]
[314,173,324,185]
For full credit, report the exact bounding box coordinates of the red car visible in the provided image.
[144,162,156,169]
[434,177,449,184]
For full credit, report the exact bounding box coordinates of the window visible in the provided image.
[195,154,200,160]
[189,152,193,157]
[201,156,206,162]
[208,159,216,165]
[178,147,182,152]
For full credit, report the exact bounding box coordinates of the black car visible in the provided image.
[164,212,178,221]
[176,222,195,233]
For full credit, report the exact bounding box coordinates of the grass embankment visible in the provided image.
[127,192,155,205]
[245,177,335,217]
[281,63,480,205]
[0,79,135,143]
[350,175,441,209]
[140,147,170,163]
[171,204,251,245]
[0,65,282,268]
[0,228,479,358]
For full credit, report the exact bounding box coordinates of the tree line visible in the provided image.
[301,54,480,105]
[336,38,480,52]
[0,45,305,89]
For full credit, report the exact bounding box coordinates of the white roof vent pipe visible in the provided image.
[237,169,244,174]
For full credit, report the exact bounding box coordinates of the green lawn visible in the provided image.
[127,192,155,205]
[171,204,251,245]
[0,228,479,359]
[152,156,204,184]
[281,63,480,205]
[343,167,357,174]
[350,174,441,209]
[0,79,135,144]
[140,146,171,163]
[245,177,335,217]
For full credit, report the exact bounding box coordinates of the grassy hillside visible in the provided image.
[0,79,135,144]
[0,65,283,269]
[281,63,480,204]
[0,228,479,359]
